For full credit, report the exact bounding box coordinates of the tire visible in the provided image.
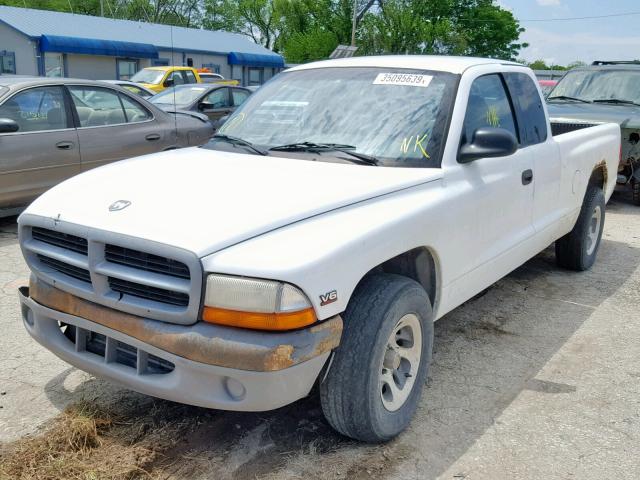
[632,178,640,206]
[555,185,605,271]
[320,273,433,442]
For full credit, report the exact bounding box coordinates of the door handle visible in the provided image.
[522,169,533,185]
[145,133,161,141]
[56,141,74,150]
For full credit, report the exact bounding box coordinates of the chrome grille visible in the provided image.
[21,219,202,325]
[105,244,190,279]
[108,277,190,307]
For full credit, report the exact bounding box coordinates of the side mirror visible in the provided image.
[163,78,174,88]
[212,115,229,131]
[458,127,518,164]
[0,118,19,133]
[198,101,214,112]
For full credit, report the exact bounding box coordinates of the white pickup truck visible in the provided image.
[18,56,620,442]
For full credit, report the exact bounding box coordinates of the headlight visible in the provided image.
[202,274,316,331]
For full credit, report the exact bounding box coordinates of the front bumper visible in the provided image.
[19,282,342,411]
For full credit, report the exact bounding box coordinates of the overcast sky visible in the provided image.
[500,0,640,66]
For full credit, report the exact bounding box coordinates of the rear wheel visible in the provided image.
[320,274,433,442]
[555,185,605,271]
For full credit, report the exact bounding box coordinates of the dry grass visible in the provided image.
[0,400,191,480]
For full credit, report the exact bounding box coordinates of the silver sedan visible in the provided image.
[0,77,213,216]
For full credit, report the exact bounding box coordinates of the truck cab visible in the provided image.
[130,66,202,93]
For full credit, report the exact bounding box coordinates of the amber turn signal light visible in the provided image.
[202,306,316,331]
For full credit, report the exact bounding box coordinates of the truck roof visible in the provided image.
[288,55,521,75]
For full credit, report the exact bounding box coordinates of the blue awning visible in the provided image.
[40,35,159,59]
[228,51,284,68]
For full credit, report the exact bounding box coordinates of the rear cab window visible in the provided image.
[504,72,548,146]
[185,70,197,84]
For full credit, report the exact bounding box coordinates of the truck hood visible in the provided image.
[24,148,442,257]
[547,102,640,128]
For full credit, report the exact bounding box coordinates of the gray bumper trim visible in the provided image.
[19,291,329,411]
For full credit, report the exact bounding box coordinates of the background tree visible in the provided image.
[1,0,528,62]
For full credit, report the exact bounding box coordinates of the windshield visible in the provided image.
[130,69,165,85]
[207,67,457,167]
[549,69,640,104]
[151,86,208,105]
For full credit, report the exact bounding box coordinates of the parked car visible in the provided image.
[130,66,201,93]
[547,61,640,204]
[0,77,213,216]
[538,79,557,98]
[198,71,224,83]
[101,80,156,99]
[17,57,619,443]
[149,84,252,125]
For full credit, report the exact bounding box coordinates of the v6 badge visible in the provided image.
[320,290,338,306]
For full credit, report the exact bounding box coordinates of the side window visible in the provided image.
[120,94,152,123]
[170,71,185,86]
[0,86,69,132]
[231,89,250,107]
[185,70,197,84]
[68,86,126,127]
[504,73,548,146]
[462,74,518,145]
[205,88,229,108]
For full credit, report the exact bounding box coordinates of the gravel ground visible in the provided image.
[1,190,639,479]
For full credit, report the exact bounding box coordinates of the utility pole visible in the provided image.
[351,0,358,47]
[100,0,104,17]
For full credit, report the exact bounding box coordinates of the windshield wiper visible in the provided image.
[211,134,267,156]
[269,142,380,166]
[592,98,640,106]
[547,95,591,104]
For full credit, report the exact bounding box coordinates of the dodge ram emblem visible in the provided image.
[109,200,131,212]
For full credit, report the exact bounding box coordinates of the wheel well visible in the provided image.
[589,163,607,190]
[364,248,438,307]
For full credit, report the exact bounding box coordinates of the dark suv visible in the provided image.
[546,61,640,204]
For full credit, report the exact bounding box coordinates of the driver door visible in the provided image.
[199,88,232,122]
[447,73,536,305]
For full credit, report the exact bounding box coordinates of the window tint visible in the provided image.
[0,51,16,74]
[248,68,263,86]
[205,88,229,108]
[462,74,517,145]
[185,70,197,84]
[232,89,250,106]
[117,59,138,80]
[69,86,127,127]
[0,86,68,132]
[44,53,64,77]
[120,94,152,123]
[504,73,548,146]
[170,71,185,86]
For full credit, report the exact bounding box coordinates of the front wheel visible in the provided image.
[555,185,605,271]
[320,274,433,442]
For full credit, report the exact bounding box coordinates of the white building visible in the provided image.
[0,6,284,86]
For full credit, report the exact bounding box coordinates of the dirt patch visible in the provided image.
[0,399,211,480]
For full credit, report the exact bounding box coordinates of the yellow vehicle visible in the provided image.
[130,66,202,93]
